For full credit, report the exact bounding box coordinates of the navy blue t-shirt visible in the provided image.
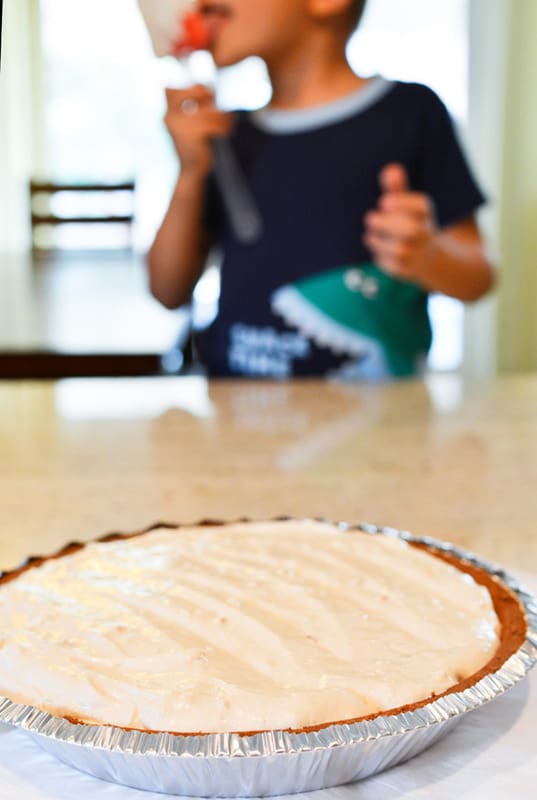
[195,79,485,379]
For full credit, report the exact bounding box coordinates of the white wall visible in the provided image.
[0,0,43,254]
[496,0,537,372]
[466,0,537,376]
[463,0,510,378]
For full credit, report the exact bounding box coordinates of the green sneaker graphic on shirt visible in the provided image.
[271,264,431,377]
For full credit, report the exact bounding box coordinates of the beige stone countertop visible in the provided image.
[0,373,536,575]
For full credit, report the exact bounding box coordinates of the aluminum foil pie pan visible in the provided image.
[0,523,536,798]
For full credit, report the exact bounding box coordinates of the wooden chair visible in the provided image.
[29,180,136,253]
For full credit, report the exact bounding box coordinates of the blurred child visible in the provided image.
[148,0,494,379]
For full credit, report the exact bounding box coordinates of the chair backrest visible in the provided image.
[29,180,136,253]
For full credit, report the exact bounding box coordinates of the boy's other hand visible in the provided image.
[164,85,233,177]
[363,163,437,283]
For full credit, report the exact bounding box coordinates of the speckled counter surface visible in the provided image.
[1,373,536,573]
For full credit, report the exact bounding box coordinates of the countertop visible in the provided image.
[1,372,536,798]
[1,372,536,573]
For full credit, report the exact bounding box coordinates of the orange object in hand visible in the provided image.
[171,11,211,56]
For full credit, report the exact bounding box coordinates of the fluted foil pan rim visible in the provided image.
[0,522,536,761]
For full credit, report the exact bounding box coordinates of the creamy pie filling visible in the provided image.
[0,520,500,733]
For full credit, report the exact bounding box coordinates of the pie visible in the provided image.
[0,519,527,735]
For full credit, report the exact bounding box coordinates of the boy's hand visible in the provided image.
[363,164,437,283]
[164,85,233,177]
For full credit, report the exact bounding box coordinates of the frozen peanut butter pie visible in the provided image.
[0,519,527,734]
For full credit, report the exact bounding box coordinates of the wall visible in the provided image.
[496,0,537,372]
[0,0,43,254]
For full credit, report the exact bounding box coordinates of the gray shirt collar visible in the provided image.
[249,76,394,134]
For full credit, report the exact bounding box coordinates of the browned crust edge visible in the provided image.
[0,520,529,738]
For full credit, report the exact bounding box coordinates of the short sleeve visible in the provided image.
[410,85,486,228]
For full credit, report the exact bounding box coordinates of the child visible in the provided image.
[148,0,494,379]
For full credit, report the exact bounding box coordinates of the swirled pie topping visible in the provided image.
[0,520,500,733]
